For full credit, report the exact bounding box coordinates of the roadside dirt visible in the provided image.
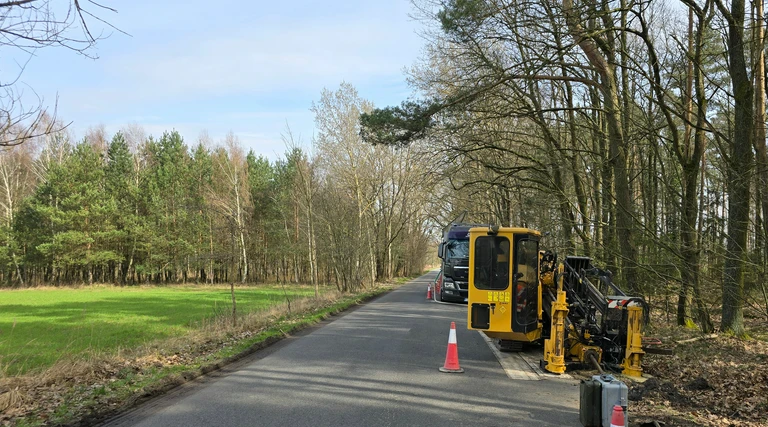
[624,317,768,427]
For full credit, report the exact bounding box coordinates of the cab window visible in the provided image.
[473,236,510,290]
[513,237,539,331]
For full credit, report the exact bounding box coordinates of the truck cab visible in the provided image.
[436,224,479,303]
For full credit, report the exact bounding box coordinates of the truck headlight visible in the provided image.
[444,281,456,290]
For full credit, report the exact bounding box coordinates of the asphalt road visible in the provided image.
[103,272,580,426]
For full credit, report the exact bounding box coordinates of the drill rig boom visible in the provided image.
[541,254,646,376]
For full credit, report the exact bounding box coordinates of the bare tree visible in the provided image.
[210,133,251,283]
[715,0,753,336]
[283,128,319,296]
[313,83,379,289]
[0,0,121,146]
[0,134,35,283]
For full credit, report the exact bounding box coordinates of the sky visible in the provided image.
[13,0,426,160]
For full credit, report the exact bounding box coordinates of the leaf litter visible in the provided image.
[624,316,768,427]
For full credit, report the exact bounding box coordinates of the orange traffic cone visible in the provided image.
[439,321,464,373]
[427,285,432,300]
[610,405,625,427]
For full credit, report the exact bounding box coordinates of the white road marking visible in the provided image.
[479,332,573,381]
[479,332,540,381]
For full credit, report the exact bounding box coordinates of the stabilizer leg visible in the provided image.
[543,288,568,374]
[621,306,645,377]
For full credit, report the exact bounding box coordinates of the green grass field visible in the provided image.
[0,284,320,376]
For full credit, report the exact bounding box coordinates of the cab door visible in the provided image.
[512,235,539,333]
[468,232,512,332]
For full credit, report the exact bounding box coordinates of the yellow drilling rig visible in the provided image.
[466,226,647,377]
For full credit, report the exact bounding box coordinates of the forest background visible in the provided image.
[0,85,436,295]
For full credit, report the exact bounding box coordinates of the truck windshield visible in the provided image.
[446,240,469,258]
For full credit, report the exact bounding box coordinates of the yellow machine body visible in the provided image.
[467,226,647,376]
[467,227,542,343]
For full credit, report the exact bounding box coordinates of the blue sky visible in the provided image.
[16,0,425,159]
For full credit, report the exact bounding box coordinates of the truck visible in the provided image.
[436,222,487,303]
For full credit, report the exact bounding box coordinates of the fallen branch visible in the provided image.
[675,333,718,344]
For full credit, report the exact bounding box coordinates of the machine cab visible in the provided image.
[467,226,543,343]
